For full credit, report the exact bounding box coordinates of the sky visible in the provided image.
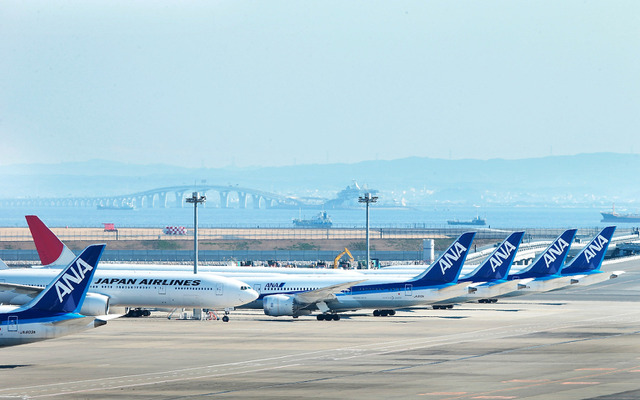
[1,1,639,168]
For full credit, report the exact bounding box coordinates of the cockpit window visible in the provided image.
[240,286,251,290]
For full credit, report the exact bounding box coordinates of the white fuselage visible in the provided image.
[0,269,258,310]
[224,273,471,312]
[0,306,99,347]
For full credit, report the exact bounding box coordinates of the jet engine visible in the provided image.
[79,293,110,316]
[263,294,295,316]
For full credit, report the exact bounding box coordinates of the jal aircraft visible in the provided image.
[0,226,260,321]
[0,244,116,347]
[23,216,477,320]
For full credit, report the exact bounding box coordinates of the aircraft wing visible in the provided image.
[294,280,367,305]
[0,282,44,299]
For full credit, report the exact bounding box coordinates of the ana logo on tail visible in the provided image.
[439,242,468,274]
[544,238,570,268]
[489,241,517,273]
[54,258,94,303]
[584,235,609,263]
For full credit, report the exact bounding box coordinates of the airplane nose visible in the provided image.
[244,288,259,303]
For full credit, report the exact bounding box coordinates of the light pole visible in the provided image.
[186,191,206,274]
[358,192,378,269]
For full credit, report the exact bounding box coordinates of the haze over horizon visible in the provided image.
[2,1,638,168]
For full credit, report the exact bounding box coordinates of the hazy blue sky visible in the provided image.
[1,1,638,168]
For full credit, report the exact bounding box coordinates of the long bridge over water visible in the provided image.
[0,185,325,209]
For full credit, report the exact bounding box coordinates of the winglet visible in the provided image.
[26,215,77,267]
[0,258,8,270]
[28,244,105,314]
[412,232,476,286]
[509,229,577,279]
[561,226,616,275]
[461,231,525,282]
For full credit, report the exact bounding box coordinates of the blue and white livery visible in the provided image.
[0,244,112,347]
[258,232,476,319]
[501,229,578,296]
[560,226,621,286]
[431,231,526,307]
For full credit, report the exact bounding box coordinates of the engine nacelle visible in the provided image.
[80,293,110,316]
[263,294,296,317]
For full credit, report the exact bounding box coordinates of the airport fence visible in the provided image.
[0,248,425,264]
[0,226,627,242]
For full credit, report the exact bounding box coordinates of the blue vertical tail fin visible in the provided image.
[411,232,475,286]
[28,244,105,314]
[461,231,525,282]
[509,229,576,279]
[561,226,616,275]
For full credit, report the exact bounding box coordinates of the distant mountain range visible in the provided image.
[1,153,639,207]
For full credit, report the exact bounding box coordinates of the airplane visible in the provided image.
[554,226,622,286]
[307,231,477,319]
[429,231,525,308]
[256,232,476,319]
[0,244,115,347]
[0,266,259,322]
[499,228,578,296]
[1,220,260,322]
[24,216,477,320]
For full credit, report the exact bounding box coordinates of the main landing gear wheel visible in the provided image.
[222,315,230,322]
[373,309,395,317]
[317,314,340,321]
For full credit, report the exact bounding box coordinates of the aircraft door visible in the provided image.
[158,285,166,295]
[405,284,413,296]
[8,316,18,332]
[216,283,223,296]
[253,284,261,293]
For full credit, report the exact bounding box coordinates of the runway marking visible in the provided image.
[419,392,468,396]
[502,379,548,383]
[576,368,615,371]
[472,396,516,399]
[439,365,640,399]
[561,381,600,385]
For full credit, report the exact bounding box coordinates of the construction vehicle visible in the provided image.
[333,248,355,269]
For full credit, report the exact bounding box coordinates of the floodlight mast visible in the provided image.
[358,192,378,269]
[186,191,206,274]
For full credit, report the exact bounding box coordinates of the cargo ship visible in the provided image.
[293,211,332,228]
[600,210,640,223]
[447,216,486,226]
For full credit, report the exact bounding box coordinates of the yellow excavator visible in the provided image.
[333,248,355,269]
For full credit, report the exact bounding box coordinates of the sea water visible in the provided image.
[0,204,615,229]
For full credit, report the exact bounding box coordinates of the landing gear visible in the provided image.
[222,309,230,322]
[125,308,151,318]
[316,313,340,321]
[373,309,396,316]
[478,299,498,304]
[432,305,454,310]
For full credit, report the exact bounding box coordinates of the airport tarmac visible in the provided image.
[0,258,639,399]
